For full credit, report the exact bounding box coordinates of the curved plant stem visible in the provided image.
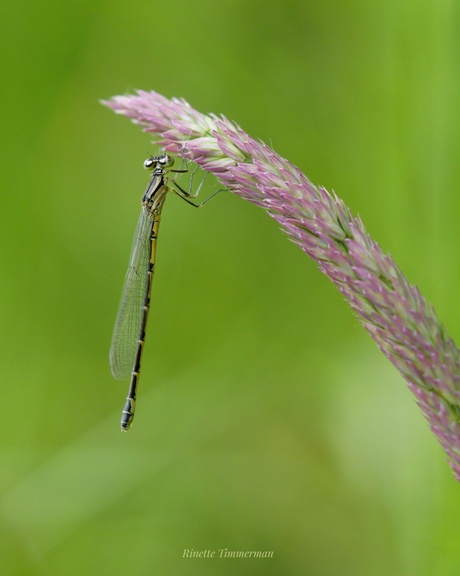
[103,90,460,481]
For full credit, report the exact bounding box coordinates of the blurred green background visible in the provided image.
[2,0,460,574]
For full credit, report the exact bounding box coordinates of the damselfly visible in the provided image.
[110,152,210,431]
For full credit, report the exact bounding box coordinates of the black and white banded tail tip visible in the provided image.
[110,153,221,431]
[121,398,135,431]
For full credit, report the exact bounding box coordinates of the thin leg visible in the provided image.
[171,164,204,197]
[170,169,207,197]
[170,155,225,206]
[170,181,225,207]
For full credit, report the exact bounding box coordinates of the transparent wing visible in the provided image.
[110,207,153,380]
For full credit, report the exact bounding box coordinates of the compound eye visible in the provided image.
[159,154,175,168]
[144,157,155,170]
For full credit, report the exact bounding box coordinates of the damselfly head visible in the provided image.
[144,154,175,171]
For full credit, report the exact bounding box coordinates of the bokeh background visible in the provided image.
[2,0,460,574]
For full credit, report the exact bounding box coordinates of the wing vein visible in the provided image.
[110,207,153,380]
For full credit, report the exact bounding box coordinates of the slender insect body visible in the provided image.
[111,153,175,431]
[110,152,220,431]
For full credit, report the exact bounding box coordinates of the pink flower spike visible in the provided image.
[103,89,460,481]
